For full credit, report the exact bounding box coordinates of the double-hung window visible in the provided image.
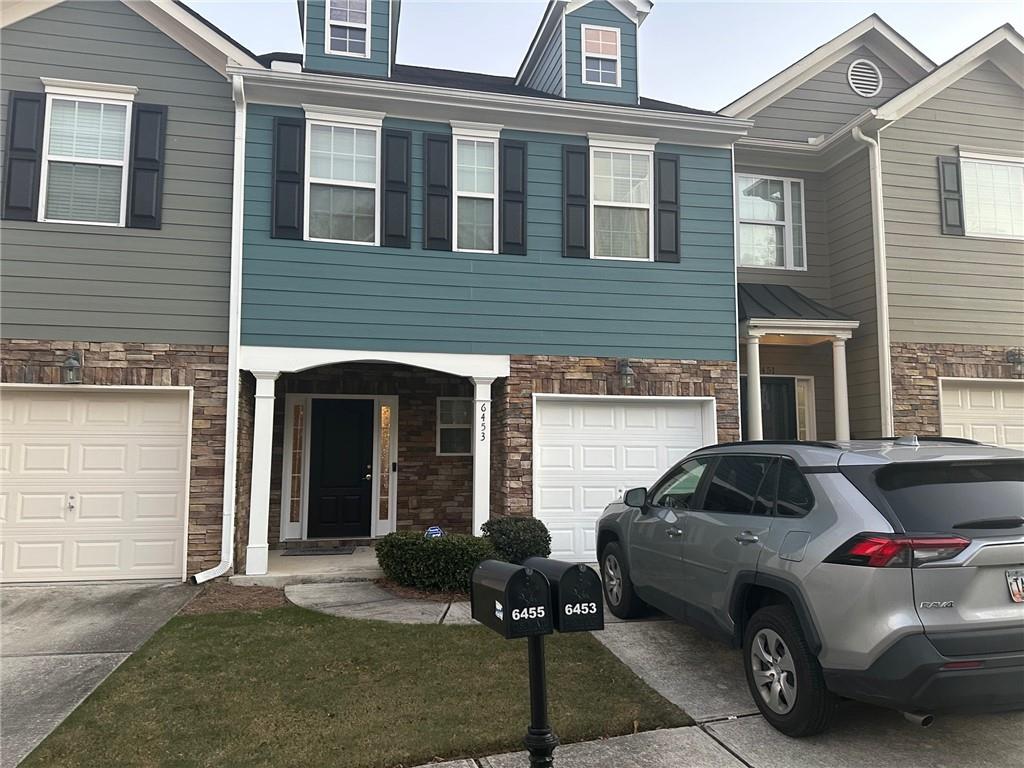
[581,25,620,86]
[736,174,805,270]
[453,126,499,253]
[39,83,134,226]
[960,155,1024,239]
[591,147,652,260]
[326,0,370,57]
[306,117,380,244]
[437,397,472,456]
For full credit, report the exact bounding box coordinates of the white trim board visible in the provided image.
[240,346,511,380]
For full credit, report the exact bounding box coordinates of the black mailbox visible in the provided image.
[471,560,553,639]
[523,557,604,633]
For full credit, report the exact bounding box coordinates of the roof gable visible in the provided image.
[720,15,933,118]
[876,24,1023,121]
[0,0,263,77]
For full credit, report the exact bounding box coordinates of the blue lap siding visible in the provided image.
[241,105,736,360]
[564,0,638,106]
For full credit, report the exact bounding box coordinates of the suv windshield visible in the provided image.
[842,459,1024,535]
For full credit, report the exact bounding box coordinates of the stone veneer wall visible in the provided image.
[0,339,228,575]
[890,342,1021,435]
[491,355,740,518]
[266,363,474,543]
[233,371,256,572]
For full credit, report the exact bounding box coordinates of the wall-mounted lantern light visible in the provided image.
[617,359,635,389]
[62,351,83,385]
[1008,347,1024,378]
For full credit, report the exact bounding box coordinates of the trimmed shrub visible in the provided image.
[481,516,551,563]
[375,531,495,593]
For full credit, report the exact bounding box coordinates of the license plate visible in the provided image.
[1008,570,1024,603]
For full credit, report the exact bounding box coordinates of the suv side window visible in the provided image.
[650,458,711,510]
[776,458,815,516]
[702,455,775,515]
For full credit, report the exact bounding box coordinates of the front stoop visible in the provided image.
[227,547,383,588]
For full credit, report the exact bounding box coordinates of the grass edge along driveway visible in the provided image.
[24,605,690,768]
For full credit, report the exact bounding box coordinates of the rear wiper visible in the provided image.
[952,516,1024,529]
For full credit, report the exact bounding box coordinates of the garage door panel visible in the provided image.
[535,398,711,562]
[0,388,189,582]
[940,380,1024,450]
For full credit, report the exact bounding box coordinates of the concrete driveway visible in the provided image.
[0,581,196,768]
[597,615,1024,768]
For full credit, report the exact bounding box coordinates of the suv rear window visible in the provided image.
[842,460,1024,534]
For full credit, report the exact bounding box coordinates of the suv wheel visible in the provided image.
[743,605,837,737]
[600,542,644,619]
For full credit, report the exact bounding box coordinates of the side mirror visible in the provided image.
[623,487,648,509]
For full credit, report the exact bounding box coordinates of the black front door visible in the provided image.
[307,398,374,538]
[741,376,798,440]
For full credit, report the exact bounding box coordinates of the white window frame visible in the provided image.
[588,135,655,262]
[958,150,1024,241]
[303,107,383,246]
[580,24,621,88]
[437,396,473,457]
[735,172,807,271]
[324,0,371,59]
[37,79,137,228]
[451,122,501,255]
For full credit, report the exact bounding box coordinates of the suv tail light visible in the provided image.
[825,533,970,568]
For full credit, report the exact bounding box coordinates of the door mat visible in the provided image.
[282,546,357,556]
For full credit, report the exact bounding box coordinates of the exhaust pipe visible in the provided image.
[903,711,934,728]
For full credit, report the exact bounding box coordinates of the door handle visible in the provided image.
[666,527,683,538]
[364,474,372,481]
[735,531,760,544]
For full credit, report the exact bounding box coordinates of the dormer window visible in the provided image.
[582,25,620,87]
[326,0,370,57]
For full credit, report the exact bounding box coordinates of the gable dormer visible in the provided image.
[301,0,399,78]
[517,0,651,106]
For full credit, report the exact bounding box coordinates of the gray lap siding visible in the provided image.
[0,1,233,344]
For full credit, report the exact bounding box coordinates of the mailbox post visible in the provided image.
[471,558,606,767]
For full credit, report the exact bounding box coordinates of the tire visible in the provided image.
[600,541,644,619]
[742,605,837,737]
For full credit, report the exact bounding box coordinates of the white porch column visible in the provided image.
[832,338,851,441]
[471,377,494,537]
[246,370,279,575]
[745,336,763,440]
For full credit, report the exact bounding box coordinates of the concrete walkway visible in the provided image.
[285,581,473,624]
[0,581,196,768]
[229,547,383,588]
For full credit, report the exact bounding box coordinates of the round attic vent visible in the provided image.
[848,59,882,97]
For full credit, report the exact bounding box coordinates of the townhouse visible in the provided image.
[2,2,1020,585]
[721,16,1024,447]
[234,0,749,571]
[0,0,261,582]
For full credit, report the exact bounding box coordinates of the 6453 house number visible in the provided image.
[478,401,488,441]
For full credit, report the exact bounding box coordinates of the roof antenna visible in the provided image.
[894,435,920,447]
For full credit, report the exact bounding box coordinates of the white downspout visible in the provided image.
[195,73,246,583]
[851,125,895,437]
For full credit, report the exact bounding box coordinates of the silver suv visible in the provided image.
[595,437,1024,736]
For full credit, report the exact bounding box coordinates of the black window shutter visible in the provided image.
[126,103,167,229]
[937,156,965,236]
[499,139,528,255]
[2,91,46,221]
[272,117,305,239]
[563,145,588,258]
[381,129,411,248]
[654,153,680,262]
[423,133,452,250]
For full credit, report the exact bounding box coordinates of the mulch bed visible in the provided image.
[375,578,469,603]
[179,582,288,615]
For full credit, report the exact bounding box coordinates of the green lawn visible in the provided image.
[25,606,689,768]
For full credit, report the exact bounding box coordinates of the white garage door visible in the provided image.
[0,388,190,582]
[534,396,713,562]
[940,380,1024,450]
